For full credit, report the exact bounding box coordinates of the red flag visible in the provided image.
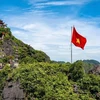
[71,27,87,49]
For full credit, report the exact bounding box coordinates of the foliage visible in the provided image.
[5,62,95,100]
[78,74,100,99]
[11,63,73,100]
[0,61,99,99]
[68,60,85,81]
[0,65,11,98]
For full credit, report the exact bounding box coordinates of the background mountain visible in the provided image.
[83,59,100,65]
[0,20,50,64]
[82,60,100,73]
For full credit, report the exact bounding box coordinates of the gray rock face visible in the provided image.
[89,65,100,75]
[73,84,78,93]
[2,80,24,100]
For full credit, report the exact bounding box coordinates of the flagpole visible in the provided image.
[71,26,73,63]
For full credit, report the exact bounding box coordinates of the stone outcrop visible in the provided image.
[73,84,78,93]
[2,78,25,100]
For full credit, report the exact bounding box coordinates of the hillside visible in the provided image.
[0,61,100,100]
[0,20,50,64]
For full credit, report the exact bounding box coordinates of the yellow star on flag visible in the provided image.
[76,38,80,44]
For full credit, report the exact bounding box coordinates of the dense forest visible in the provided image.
[0,20,100,100]
[0,61,100,100]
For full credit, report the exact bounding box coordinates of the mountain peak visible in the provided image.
[0,20,50,65]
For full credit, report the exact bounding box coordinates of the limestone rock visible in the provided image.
[2,79,25,100]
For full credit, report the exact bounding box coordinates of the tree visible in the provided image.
[68,60,85,81]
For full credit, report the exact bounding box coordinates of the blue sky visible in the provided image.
[0,0,100,62]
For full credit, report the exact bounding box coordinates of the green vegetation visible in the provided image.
[0,65,11,98]
[0,61,100,100]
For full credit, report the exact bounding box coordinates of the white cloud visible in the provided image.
[27,0,92,9]
[29,0,91,6]
[37,0,89,6]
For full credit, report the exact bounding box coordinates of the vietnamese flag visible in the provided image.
[71,27,87,49]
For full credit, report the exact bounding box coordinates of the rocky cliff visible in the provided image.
[0,20,50,64]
